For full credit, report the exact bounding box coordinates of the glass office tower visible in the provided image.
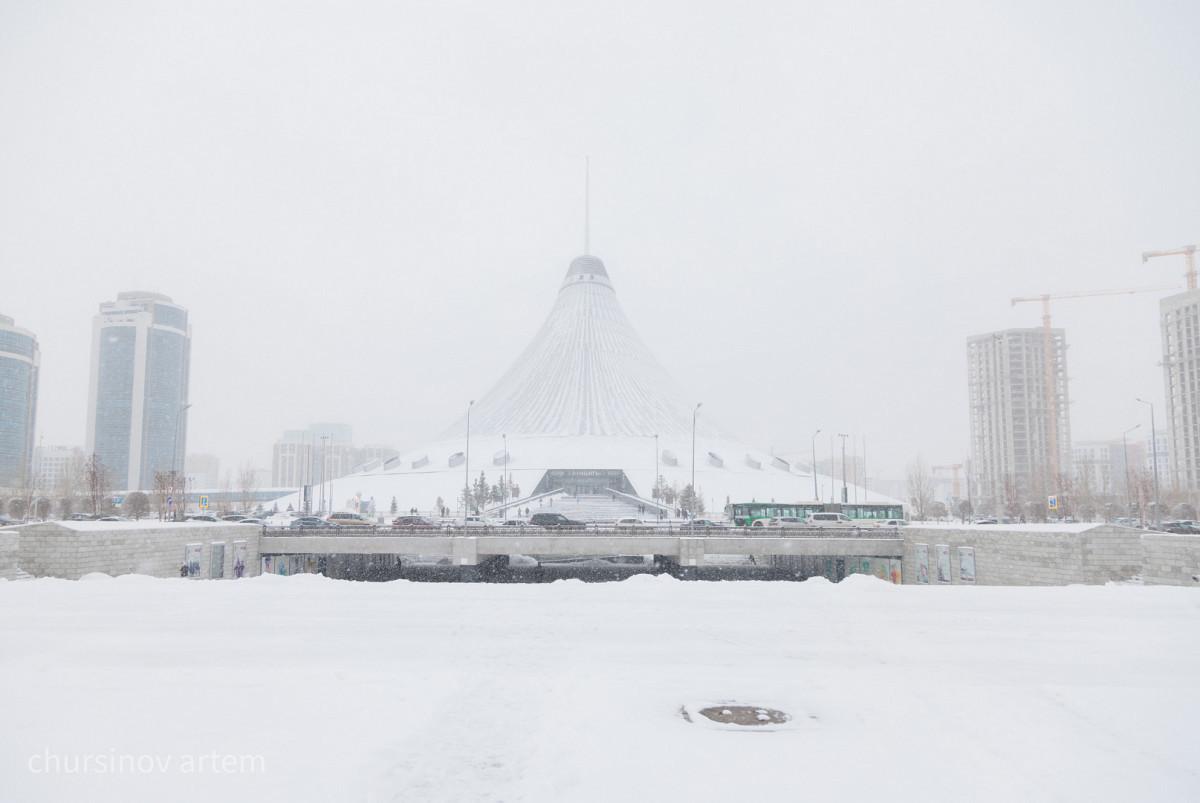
[0,314,39,491]
[85,292,191,490]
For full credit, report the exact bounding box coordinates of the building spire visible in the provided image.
[584,155,590,255]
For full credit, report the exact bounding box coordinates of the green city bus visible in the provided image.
[729,501,904,527]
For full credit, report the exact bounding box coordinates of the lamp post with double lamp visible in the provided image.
[1122,424,1141,521]
[690,403,702,519]
[464,400,475,517]
[810,429,821,501]
[170,402,192,520]
[319,435,329,515]
[502,433,507,520]
[1136,398,1161,527]
[838,433,849,504]
[652,433,660,519]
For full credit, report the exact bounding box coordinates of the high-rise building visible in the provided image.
[1161,288,1200,493]
[85,292,191,491]
[271,424,357,488]
[0,314,39,491]
[32,445,84,496]
[185,453,221,490]
[967,328,1071,514]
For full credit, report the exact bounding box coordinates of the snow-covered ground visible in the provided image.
[2,576,1197,802]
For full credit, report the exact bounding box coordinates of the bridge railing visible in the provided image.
[264,523,904,539]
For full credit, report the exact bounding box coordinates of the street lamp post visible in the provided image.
[810,429,821,501]
[654,434,660,519]
[838,433,849,504]
[320,435,329,515]
[502,432,507,519]
[170,402,192,520]
[1136,398,1161,527]
[690,403,702,518]
[1122,424,1141,520]
[464,400,475,516]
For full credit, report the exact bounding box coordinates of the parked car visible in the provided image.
[973,517,999,525]
[502,519,537,527]
[186,514,220,522]
[290,516,335,529]
[457,515,501,528]
[614,517,651,529]
[220,514,248,522]
[325,512,373,527]
[392,515,437,528]
[237,518,263,525]
[529,512,586,529]
[681,518,722,530]
[751,517,781,528]
[807,512,854,527]
[95,516,127,522]
[876,519,910,527]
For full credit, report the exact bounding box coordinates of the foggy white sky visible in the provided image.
[2,0,1198,482]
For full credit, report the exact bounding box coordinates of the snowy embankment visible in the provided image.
[1,575,1198,802]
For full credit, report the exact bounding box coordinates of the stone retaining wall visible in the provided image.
[901,525,1145,586]
[12,522,261,580]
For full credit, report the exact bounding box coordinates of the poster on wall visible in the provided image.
[915,544,930,584]
[935,544,951,584]
[184,543,203,578]
[209,542,225,579]
[889,558,902,585]
[958,547,976,583]
[261,555,274,575]
[232,541,248,578]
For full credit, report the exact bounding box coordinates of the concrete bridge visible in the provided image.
[259,530,905,566]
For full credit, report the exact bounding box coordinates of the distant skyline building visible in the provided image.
[85,292,191,491]
[0,314,40,491]
[185,453,221,490]
[32,445,83,496]
[1161,289,1200,494]
[271,423,362,488]
[967,328,1071,513]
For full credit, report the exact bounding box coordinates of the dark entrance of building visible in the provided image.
[532,469,636,497]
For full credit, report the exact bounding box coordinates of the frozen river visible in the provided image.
[2,574,1198,802]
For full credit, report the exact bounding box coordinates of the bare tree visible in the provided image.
[238,464,257,514]
[906,458,935,521]
[83,454,110,517]
[152,471,171,520]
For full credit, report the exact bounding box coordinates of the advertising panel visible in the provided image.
[958,546,976,583]
[935,544,951,584]
[915,543,930,584]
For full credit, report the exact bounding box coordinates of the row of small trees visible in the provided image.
[7,453,263,521]
[905,455,1199,523]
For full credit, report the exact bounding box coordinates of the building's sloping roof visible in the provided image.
[440,255,722,441]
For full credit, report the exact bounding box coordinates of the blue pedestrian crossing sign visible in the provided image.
[199,495,210,510]
[1047,495,1059,511]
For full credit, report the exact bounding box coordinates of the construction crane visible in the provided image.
[1142,245,1196,291]
[1010,285,1176,491]
[932,464,964,499]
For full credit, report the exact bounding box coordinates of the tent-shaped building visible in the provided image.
[272,254,899,521]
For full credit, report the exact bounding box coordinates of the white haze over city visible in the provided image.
[2,0,1199,480]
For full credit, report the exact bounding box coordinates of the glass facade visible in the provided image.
[139,327,190,488]
[89,294,190,490]
[93,327,136,486]
[0,327,38,488]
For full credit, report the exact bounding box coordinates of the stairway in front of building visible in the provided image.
[528,492,654,524]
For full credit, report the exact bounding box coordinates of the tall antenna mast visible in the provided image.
[584,155,590,255]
